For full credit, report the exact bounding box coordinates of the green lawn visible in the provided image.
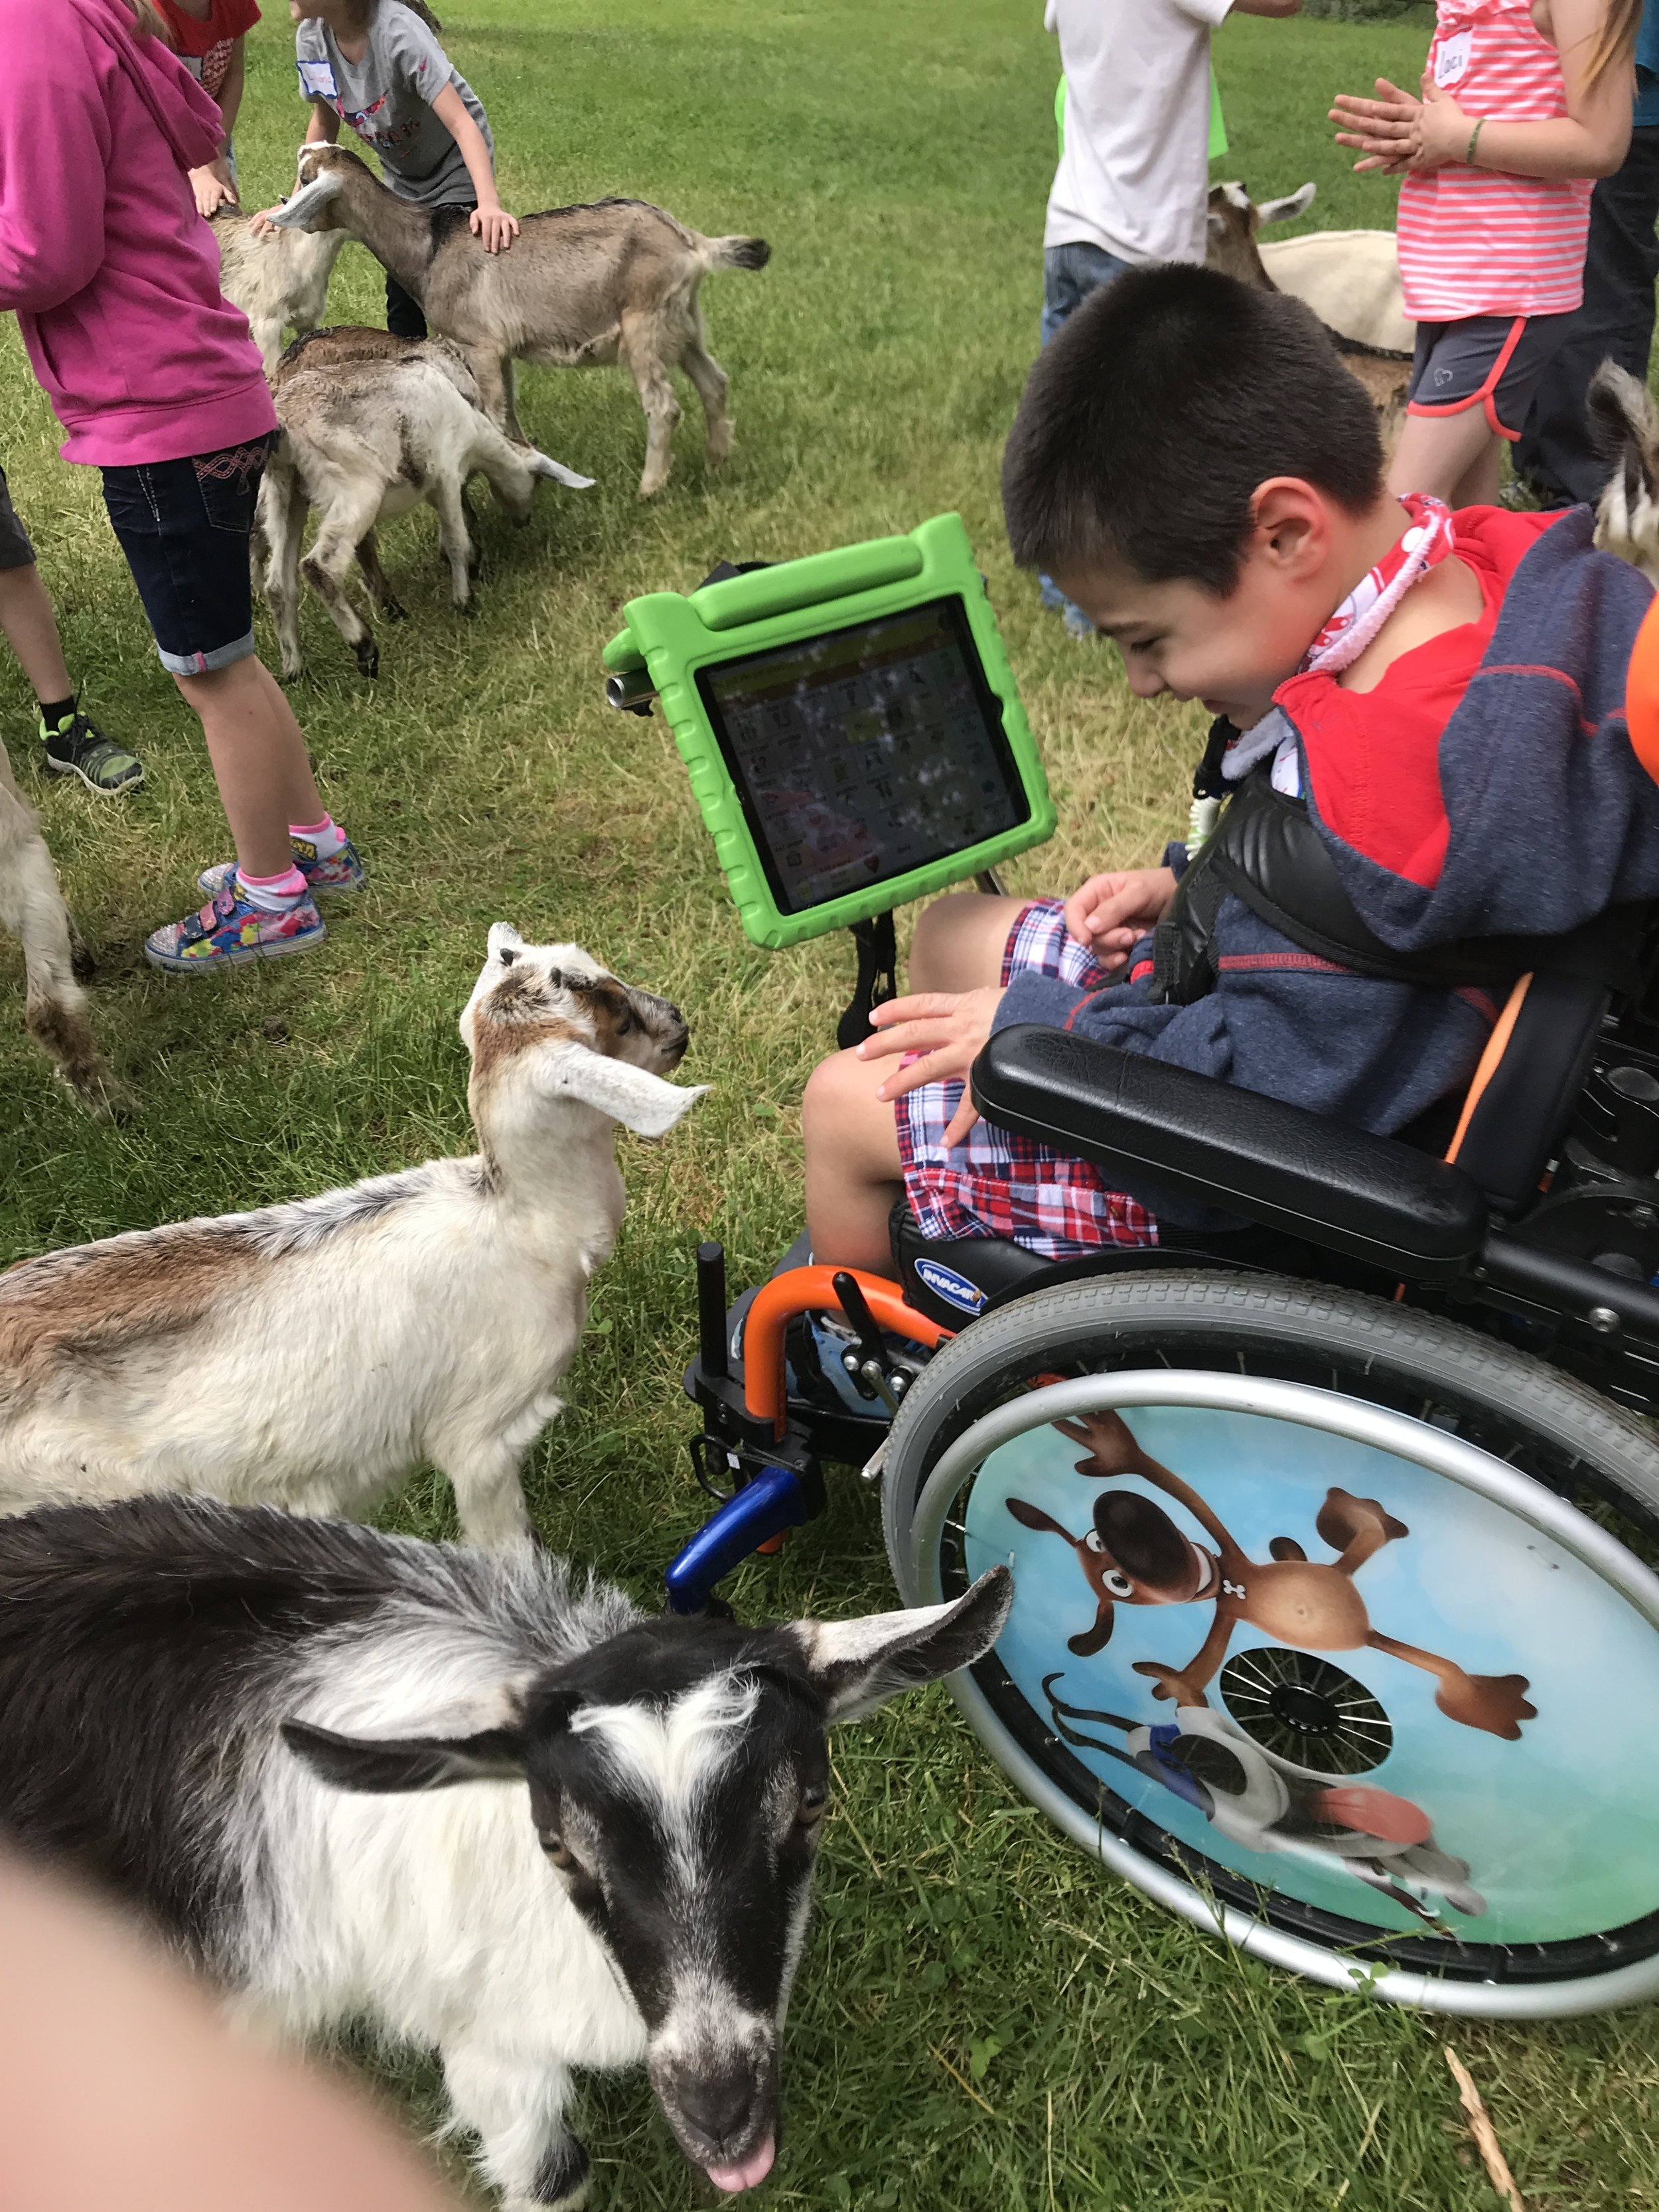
[3,3,1656,2207]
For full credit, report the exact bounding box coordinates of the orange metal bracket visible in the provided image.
[741,1266,953,1436]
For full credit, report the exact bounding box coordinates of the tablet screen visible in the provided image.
[696,597,1031,917]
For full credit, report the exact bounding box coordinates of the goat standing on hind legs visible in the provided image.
[267,145,770,498]
[0,747,117,1114]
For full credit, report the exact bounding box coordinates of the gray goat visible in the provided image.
[271,145,770,497]
[0,1493,1011,2207]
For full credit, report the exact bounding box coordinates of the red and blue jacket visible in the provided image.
[990,508,1659,1220]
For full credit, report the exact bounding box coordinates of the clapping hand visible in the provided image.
[1331,74,1426,173]
[1062,865,1179,968]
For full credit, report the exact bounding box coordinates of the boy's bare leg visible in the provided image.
[1386,408,1501,509]
[908,891,1027,994]
[0,564,73,705]
[802,1047,906,1275]
[173,657,324,880]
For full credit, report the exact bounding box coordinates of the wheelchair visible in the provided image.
[668,903,1659,2019]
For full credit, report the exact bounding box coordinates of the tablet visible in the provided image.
[602,514,1054,948]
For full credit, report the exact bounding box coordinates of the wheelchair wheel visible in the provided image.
[881,1271,1659,2016]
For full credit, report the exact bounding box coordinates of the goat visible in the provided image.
[212,204,348,378]
[1205,181,1412,452]
[270,145,770,498]
[0,745,117,1113]
[260,338,593,678]
[0,1495,1013,2206]
[0,926,701,1545]
[1589,360,1659,584]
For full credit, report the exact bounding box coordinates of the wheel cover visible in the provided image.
[902,1370,1659,2012]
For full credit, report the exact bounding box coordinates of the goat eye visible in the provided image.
[540,1830,575,1869]
[796,1785,828,1828]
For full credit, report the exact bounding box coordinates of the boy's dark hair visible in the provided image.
[1002,265,1384,597]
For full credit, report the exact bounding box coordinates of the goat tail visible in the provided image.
[698,234,771,273]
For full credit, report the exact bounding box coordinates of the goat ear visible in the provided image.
[271,171,342,230]
[796,1567,1013,1723]
[1589,360,1657,463]
[1257,181,1316,226]
[282,1717,528,1793]
[530,452,596,490]
[534,1040,709,1137]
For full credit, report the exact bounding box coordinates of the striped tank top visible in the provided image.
[1396,0,1592,321]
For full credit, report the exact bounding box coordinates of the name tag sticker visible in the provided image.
[1435,28,1473,86]
[297,58,338,98]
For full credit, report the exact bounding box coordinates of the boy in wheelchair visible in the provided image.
[800,264,1659,1281]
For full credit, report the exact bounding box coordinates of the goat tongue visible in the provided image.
[705,2135,777,2193]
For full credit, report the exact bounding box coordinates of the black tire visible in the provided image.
[881,1272,1659,2012]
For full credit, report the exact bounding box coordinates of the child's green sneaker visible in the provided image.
[197,838,367,901]
[145,877,326,974]
[40,707,144,795]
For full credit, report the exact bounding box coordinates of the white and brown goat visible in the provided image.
[0,927,703,1544]
[0,748,117,1113]
[270,144,770,497]
[212,203,348,378]
[1206,181,1413,451]
[259,332,592,678]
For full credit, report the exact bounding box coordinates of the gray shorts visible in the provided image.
[1407,312,1575,441]
[0,467,36,571]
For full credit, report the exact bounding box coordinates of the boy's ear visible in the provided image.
[532,1041,708,1137]
[1250,477,1329,577]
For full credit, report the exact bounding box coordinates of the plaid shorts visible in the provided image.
[895,899,1157,1260]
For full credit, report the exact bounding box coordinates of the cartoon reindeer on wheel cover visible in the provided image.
[1006,1409,1535,1741]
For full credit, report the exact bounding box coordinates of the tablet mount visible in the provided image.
[601,516,1052,1047]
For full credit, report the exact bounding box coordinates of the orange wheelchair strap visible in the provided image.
[1445,972,1533,1165]
[741,1266,952,1436]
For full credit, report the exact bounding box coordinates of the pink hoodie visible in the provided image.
[0,0,275,466]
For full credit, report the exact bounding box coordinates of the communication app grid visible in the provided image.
[701,599,1027,915]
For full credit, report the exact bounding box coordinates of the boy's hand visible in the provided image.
[857,986,1005,1147]
[1331,75,1422,173]
[190,161,239,218]
[1064,866,1179,968]
[470,204,521,254]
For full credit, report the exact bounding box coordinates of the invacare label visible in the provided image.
[916,1258,988,1316]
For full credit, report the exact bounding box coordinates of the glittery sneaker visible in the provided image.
[40,707,144,795]
[198,836,367,900]
[145,876,326,973]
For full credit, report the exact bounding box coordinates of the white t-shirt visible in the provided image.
[1045,0,1232,266]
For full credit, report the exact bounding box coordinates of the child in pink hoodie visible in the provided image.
[0,0,365,971]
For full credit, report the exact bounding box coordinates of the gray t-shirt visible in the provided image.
[295,1,493,208]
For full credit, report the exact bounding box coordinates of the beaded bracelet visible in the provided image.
[1467,117,1486,165]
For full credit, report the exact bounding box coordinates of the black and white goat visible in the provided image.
[0,926,701,1544]
[0,1495,1013,2207]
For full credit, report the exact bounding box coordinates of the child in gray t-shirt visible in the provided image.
[279,0,518,337]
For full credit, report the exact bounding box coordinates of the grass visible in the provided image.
[2,3,1656,2207]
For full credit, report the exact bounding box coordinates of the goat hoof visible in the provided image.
[383,599,409,623]
[354,638,380,678]
[68,938,97,985]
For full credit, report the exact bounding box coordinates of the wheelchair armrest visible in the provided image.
[971,1025,1488,1281]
